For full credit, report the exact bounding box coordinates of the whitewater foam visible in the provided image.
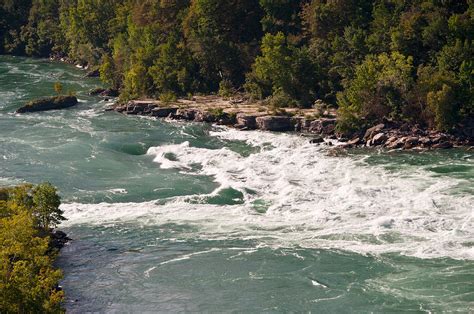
[61,128,474,260]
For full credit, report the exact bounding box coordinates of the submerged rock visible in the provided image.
[16,96,78,113]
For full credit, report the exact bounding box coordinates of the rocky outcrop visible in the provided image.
[308,118,337,135]
[340,121,470,150]
[111,98,472,150]
[256,116,293,132]
[235,113,257,130]
[16,96,78,113]
[50,230,71,250]
[151,107,178,117]
[89,88,119,97]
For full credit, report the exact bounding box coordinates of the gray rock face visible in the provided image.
[16,96,78,113]
[256,116,293,132]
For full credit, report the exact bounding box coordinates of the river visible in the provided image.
[0,55,473,312]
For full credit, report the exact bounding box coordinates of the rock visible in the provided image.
[100,89,119,97]
[151,107,178,118]
[403,137,419,149]
[386,136,409,149]
[431,134,448,144]
[364,123,385,141]
[418,137,432,147]
[400,123,411,132]
[16,96,78,113]
[175,108,198,120]
[50,230,71,250]
[89,87,106,96]
[372,132,388,145]
[347,137,361,146]
[384,136,398,146]
[85,69,100,77]
[216,113,236,126]
[432,141,453,149]
[256,116,293,132]
[308,118,337,135]
[235,113,257,130]
[299,119,313,132]
[195,111,217,123]
[309,136,324,144]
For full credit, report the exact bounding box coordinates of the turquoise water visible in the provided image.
[1,56,473,312]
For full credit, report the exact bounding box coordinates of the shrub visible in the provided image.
[159,91,178,104]
[218,79,234,98]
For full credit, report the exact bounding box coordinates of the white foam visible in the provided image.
[61,128,474,260]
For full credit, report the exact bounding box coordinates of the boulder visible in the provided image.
[309,136,324,144]
[89,87,106,96]
[308,118,337,135]
[403,137,419,149]
[16,96,78,113]
[195,111,217,123]
[100,89,119,97]
[364,123,385,141]
[151,107,178,118]
[432,141,453,149]
[256,116,293,132]
[175,108,198,120]
[372,132,388,145]
[85,69,100,78]
[235,113,257,130]
[347,137,361,146]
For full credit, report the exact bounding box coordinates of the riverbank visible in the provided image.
[108,95,474,151]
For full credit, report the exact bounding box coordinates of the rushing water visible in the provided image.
[1,55,473,312]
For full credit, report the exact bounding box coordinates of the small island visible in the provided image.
[16,95,78,113]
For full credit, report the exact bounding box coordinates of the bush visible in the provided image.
[159,91,177,104]
[218,79,234,98]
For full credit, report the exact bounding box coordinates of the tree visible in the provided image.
[246,32,318,107]
[32,183,64,230]
[337,52,414,131]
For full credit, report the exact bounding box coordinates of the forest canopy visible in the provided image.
[0,0,472,132]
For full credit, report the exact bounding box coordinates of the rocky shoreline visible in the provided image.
[108,96,473,150]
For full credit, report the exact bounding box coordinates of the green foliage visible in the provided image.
[218,79,234,98]
[159,91,178,104]
[246,32,318,107]
[337,52,414,128]
[427,83,458,131]
[1,0,472,132]
[0,184,65,313]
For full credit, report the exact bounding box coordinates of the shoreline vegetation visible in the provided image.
[1,1,472,146]
[0,183,68,313]
[108,95,473,150]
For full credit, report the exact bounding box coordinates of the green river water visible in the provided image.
[0,56,473,313]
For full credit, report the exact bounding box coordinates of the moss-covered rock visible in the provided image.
[16,95,78,113]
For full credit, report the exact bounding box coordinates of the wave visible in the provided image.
[61,128,474,260]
